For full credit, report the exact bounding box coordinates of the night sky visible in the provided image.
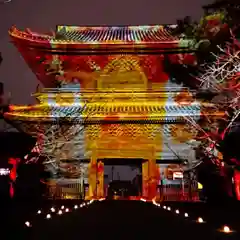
[0,0,212,105]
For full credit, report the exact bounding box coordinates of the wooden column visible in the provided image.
[142,160,149,198]
[87,151,97,199]
[148,158,158,200]
[97,160,104,198]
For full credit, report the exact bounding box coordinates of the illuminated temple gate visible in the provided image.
[4,25,224,200]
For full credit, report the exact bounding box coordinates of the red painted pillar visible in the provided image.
[8,157,20,198]
[234,169,240,200]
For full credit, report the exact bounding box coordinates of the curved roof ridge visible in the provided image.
[9,26,53,43]
[9,25,179,44]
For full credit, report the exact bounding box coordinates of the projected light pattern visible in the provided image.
[9,25,183,89]
[161,81,201,160]
[4,25,225,200]
[7,104,202,121]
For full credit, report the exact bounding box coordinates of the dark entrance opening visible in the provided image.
[98,158,144,199]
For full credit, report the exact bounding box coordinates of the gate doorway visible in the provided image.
[97,158,143,199]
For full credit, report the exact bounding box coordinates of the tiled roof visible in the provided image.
[56,25,178,43]
[8,104,201,117]
[82,104,201,115]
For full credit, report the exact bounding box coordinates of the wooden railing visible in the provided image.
[46,182,84,200]
[158,182,200,202]
[45,182,200,201]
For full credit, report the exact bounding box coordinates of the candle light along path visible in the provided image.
[24,199,95,228]
[150,199,235,234]
[24,198,234,235]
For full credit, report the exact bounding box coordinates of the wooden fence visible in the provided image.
[158,182,200,201]
[45,181,200,201]
[46,181,84,200]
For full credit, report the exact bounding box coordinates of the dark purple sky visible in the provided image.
[0,0,212,104]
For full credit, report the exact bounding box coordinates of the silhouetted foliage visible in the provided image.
[0,132,36,158]
[163,55,200,89]
[220,123,240,164]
